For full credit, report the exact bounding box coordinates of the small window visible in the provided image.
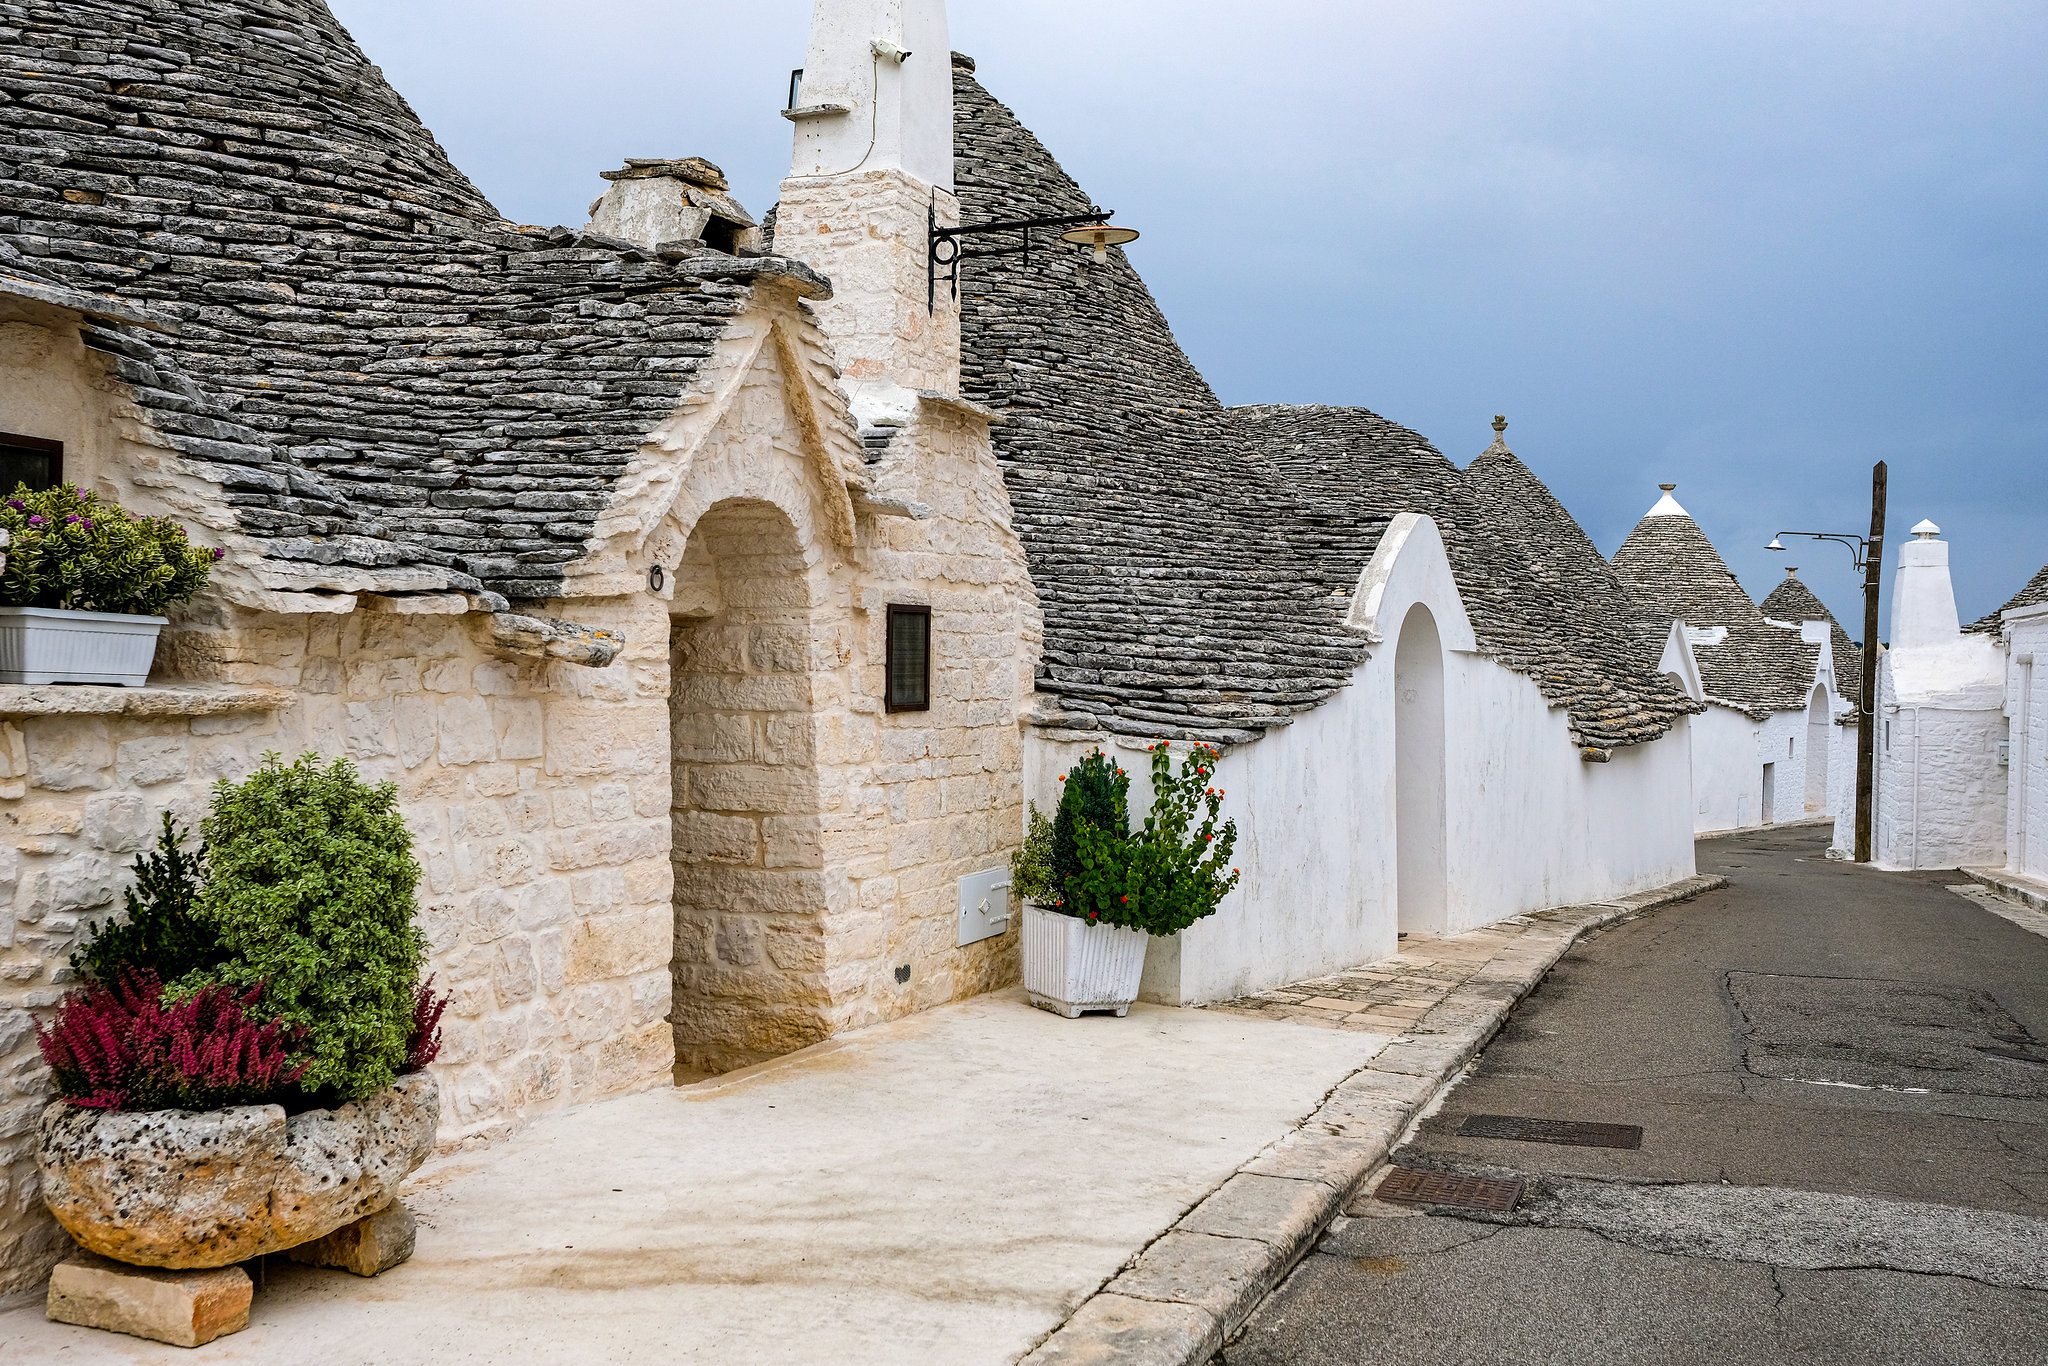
[885,605,931,713]
[0,432,62,492]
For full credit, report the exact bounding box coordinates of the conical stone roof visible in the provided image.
[1759,571,1863,707]
[0,0,825,601]
[1612,491,1822,715]
[953,56,1695,753]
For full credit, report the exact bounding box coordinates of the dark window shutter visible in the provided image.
[886,605,931,713]
[0,433,63,492]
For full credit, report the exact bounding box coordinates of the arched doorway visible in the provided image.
[667,498,829,1078]
[1805,685,1830,814]
[1395,603,1447,936]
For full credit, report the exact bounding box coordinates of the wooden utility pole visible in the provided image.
[1854,461,1887,863]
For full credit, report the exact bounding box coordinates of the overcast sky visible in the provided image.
[331,1,2046,635]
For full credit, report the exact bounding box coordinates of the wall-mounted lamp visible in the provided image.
[1059,222,1140,265]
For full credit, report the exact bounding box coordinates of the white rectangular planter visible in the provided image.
[0,606,166,686]
[1022,903,1149,1018]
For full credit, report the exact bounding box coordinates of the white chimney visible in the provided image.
[1890,520,1963,650]
[776,0,963,424]
[788,0,954,191]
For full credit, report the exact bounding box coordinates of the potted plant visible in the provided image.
[0,483,219,686]
[35,754,448,1275]
[1017,744,1241,1017]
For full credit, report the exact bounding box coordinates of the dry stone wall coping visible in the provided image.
[0,683,292,719]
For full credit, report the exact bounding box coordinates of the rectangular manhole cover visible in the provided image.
[1457,1114,1644,1149]
[1373,1167,1524,1213]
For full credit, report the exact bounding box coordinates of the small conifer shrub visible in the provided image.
[69,814,222,987]
[0,483,218,616]
[1050,749,1129,920]
[188,753,427,1104]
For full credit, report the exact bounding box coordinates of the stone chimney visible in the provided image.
[1890,520,1963,650]
[774,0,961,426]
[583,157,760,254]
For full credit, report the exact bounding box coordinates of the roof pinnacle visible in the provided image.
[1493,414,1507,435]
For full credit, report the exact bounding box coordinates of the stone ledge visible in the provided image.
[0,682,294,720]
[1023,870,1730,1366]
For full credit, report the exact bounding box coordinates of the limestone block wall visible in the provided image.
[0,596,677,1295]
[774,168,961,406]
[614,305,1038,1075]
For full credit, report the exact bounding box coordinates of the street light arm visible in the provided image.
[1768,530,1873,573]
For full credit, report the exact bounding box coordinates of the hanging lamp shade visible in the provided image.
[1060,222,1140,263]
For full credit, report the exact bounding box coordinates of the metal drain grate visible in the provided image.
[1457,1114,1644,1149]
[1373,1167,1524,1213]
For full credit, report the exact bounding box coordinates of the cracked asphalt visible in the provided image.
[1228,826,2048,1364]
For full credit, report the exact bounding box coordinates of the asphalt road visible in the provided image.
[1229,825,2048,1365]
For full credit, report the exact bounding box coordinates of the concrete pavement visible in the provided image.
[0,873,1722,1363]
[1231,826,2048,1365]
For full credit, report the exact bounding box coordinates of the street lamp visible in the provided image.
[1767,460,1888,862]
[927,194,1139,309]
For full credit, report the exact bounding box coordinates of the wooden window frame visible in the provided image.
[884,604,932,714]
[0,431,63,491]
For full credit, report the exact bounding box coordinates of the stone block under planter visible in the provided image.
[38,1071,438,1270]
[286,1199,417,1277]
[46,1251,252,1347]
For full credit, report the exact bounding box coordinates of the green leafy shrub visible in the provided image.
[0,483,219,616]
[69,813,223,987]
[1070,743,1241,937]
[1010,801,1058,904]
[184,753,426,1104]
[1051,749,1129,921]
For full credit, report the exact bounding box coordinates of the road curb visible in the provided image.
[1962,866,2048,916]
[1017,872,1730,1366]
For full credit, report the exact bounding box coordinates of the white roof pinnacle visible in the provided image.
[1647,483,1688,517]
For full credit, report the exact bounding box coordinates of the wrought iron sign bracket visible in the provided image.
[928,193,1115,311]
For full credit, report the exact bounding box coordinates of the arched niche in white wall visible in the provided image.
[1395,602,1448,937]
[1805,684,1831,814]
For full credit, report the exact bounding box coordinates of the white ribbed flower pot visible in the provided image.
[1022,903,1148,1018]
[0,606,165,686]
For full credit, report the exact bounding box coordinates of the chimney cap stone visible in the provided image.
[601,158,729,191]
[1912,519,1941,540]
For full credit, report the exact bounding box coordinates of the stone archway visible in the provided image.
[1395,603,1448,937]
[667,498,830,1077]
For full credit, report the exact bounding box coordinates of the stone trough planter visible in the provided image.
[37,1071,438,1270]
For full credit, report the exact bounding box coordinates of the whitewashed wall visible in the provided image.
[1690,706,1761,833]
[1025,516,1697,1005]
[2003,606,2048,882]
[1874,643,2009,870]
